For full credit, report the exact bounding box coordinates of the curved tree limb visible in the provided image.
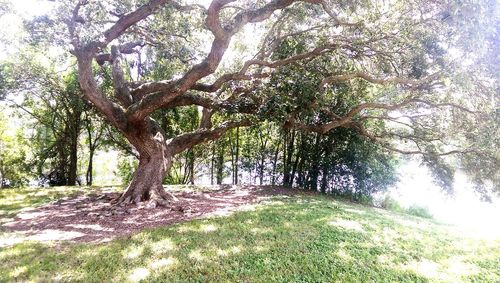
[168,119,253,155]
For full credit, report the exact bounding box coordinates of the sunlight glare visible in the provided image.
[128,267,150,282]
[150,257,177,270]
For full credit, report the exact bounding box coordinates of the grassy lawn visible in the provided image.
[0,187,499,282]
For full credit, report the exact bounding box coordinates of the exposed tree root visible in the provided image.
[114,185,179,209]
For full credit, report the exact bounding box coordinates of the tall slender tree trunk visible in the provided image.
[320,138,331,194]
[283,129,296,186]
[0,160,4,189]
[55,141,69,185]
[86,121,96,186]
[67,112,81,186]
[210,142,215,185]
[187,149,195,184]
[283,130,288,185]
[258,130,268,186]
[86,149,94,186]
[234,127,239,185]
[271,138,281,186]
[290,133,305,187]
[216,142,224,185]
[68,134,79,186]
[306,134,322,191]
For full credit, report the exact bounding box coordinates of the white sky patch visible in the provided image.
[185,0,212,8]
[10,0,53,17]
[0,0,55,59]
[389,159,500,238]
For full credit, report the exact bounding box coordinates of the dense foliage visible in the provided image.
[0,0,498,202]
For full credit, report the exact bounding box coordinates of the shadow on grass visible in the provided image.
[2,196,498,282]
[0,186,286,244]
[0,186,119,221]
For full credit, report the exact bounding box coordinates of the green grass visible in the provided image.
[0,188,499,282]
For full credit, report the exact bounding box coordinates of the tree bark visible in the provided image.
[271,138,281,186]
[86,149,94,186]
[210,142,215,185]
[234,127,239,185]
[216,142,224,185]
[283,129,296,186]
[67,128,79,186]
[117,121,175,208]
[0,160,4,189]
[188,149,195,184]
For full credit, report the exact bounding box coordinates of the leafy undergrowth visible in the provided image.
[0,188,499,282]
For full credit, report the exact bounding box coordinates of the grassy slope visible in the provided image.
[0,187,499,282]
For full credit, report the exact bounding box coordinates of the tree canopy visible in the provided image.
[0,0,497,204]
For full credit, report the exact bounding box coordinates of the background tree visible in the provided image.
[0,106,30,187]
[0,51,105,186]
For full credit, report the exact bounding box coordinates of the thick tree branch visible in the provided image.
[191,73,270,93]
[285,96,475,136]
[349,121,475,156]
[168,119,253,155]
[100,0,169,47]
[129,41,339,98]
[200,107,214,129]
[95,41,144,65]
[126,0,312,122]
[75,51,127,130]
[110,46,134,107]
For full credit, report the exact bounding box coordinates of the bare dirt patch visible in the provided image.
[0,185,307,246]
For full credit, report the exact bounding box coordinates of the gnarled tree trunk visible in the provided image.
[117,121,175,208]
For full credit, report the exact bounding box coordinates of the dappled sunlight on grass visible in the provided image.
[150,238,175,254]
[0,229,86,247]
[199,224,218,233]
[128,267,150,282]
[343,207,367,214]
[0,186,121,223]
[28,229,85,241]
[329,219,365,232]
[445,256,480,277]
[336,249,353,261]
[402,258,442,279]
[188,249,207,262]
[123,244,145,260]
[249,227,272,234]
[149,257,177,270]
[0,189,497,282]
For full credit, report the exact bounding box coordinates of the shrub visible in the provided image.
[358,194,374,206]
[406,205,433,219]
[380,195,403,212]
[116,155,138,184]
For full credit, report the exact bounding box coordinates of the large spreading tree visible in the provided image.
[27,0,497,206]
